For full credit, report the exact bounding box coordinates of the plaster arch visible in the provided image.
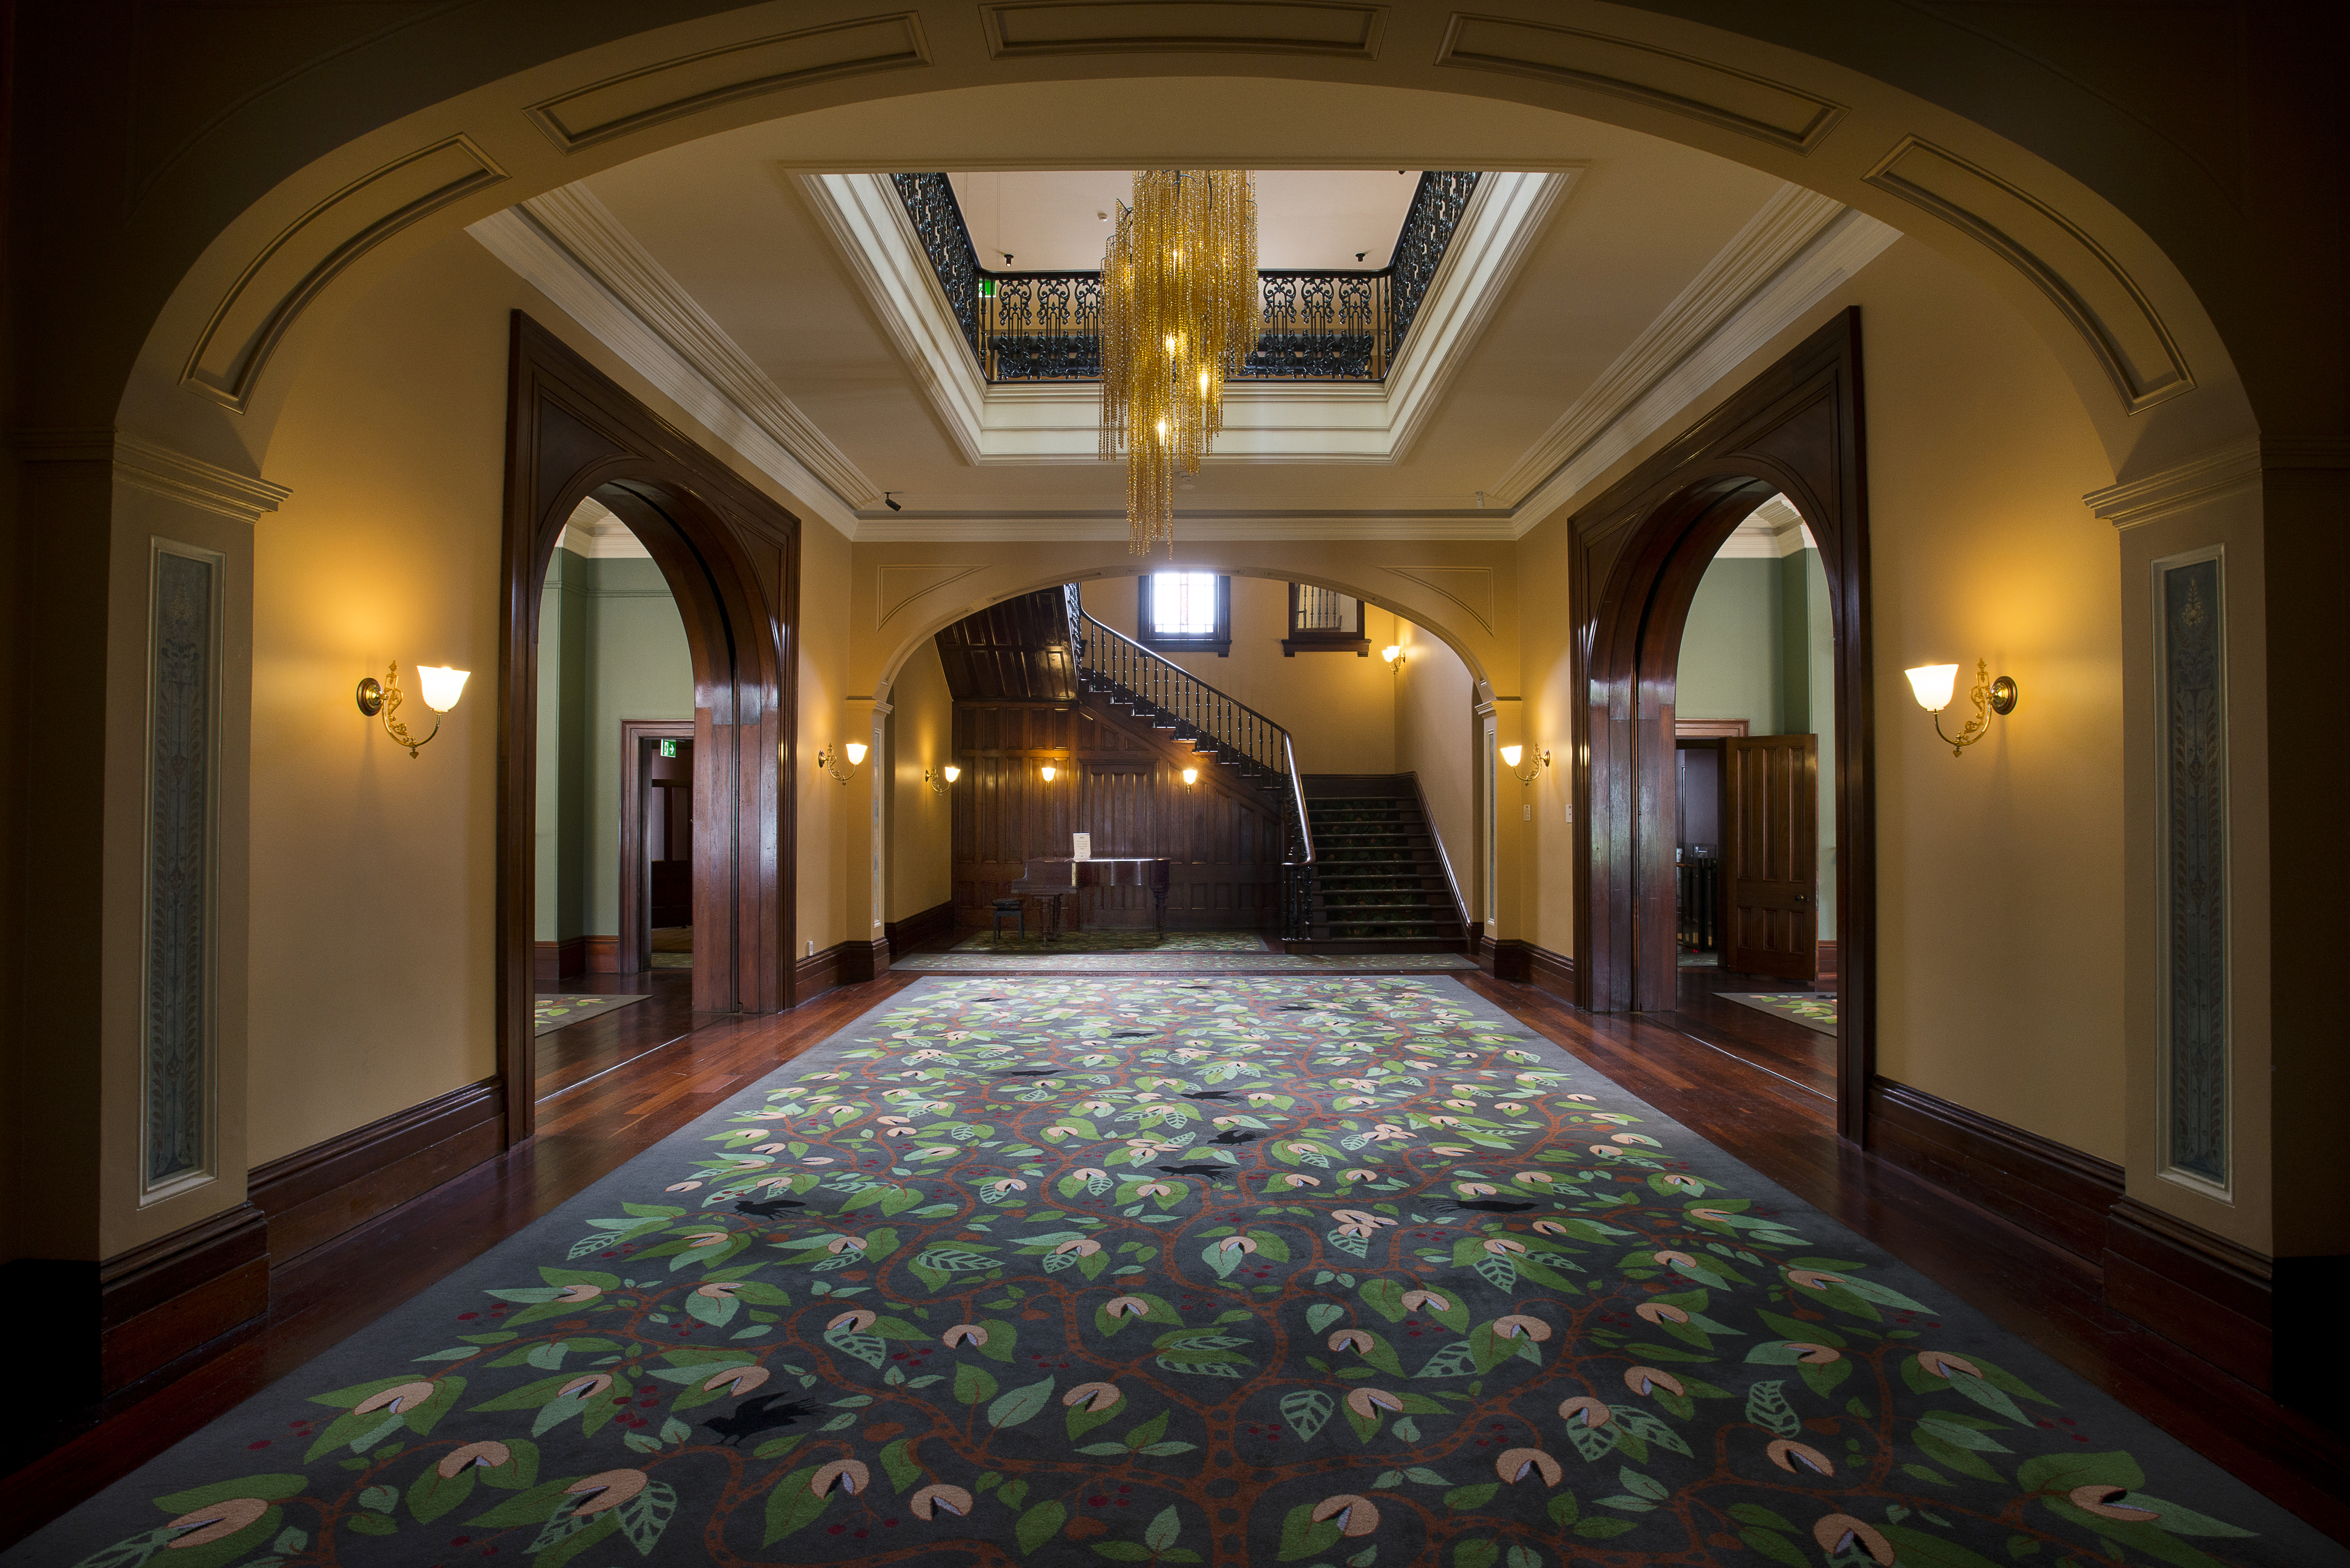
[94,2,2264,492]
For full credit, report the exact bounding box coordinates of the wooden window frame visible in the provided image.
[1282,583,1371,656]
[1137,572,1231,657]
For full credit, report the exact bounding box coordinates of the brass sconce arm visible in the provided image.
[925,764,959,794]
[1908,658,2018,757]
[1500,745,1550,785]
[355,662,467,758]
[817,742,866,784]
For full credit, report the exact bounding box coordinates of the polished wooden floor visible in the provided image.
[4,956,2345,1551]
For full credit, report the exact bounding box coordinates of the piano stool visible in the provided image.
[989,897,1027,945]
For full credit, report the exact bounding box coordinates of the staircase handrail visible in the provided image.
[1061,585,1315,871]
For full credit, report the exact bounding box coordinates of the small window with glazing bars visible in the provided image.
[1139,573,1231,656]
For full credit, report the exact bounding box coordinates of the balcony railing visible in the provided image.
[892,172,1479,384]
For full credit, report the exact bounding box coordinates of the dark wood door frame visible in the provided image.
[499,312,800,1146]
[618,719,696,976]
[1568,308,1875,1141]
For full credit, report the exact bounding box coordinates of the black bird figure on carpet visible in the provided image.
[994,1070,1056,1077]
[1181,1089,1235,1101]
[733,1197,804,1217]
[704,1393,813,1446]
[1446,1198,1541,1213]
[1157,1163,1234,1182]
[1108,1030,1154,1038]
[1207,1129,1257,1145]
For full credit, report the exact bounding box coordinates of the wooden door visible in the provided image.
[1724,734,1818,980]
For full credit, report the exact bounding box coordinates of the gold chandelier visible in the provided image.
[1099,170,1260,554]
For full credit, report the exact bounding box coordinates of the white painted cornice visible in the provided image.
[853,511,1519,543]
[2082,435,2262,530]
[113,433,290,523]
[468,190,875,538]
[799,169,1570,467]
[1502,189,1901,534]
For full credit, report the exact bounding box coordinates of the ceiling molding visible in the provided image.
[1503,194,1900,536]
[1865,136,2190,415]
[978,1,1387,60]
[1495,184,1846,504]
[1433,14,1846,155]
[799,168,1570,467]
[468,193,873,538]
[524,14,932,153]
[2082,434,2261,531]
[853,514,1519,542]
[1711,490,1815,557]
[558,496,654,557]
[113,433,291,524]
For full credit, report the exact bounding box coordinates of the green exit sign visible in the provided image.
[659,739,678,758]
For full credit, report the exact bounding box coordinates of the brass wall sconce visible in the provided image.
[1039,762,1058,783]
[1181,767,1198,787]
[1905,659,2018,756]
[1500,745,1550,785]
[925,764,959,794]
[1381,644,1407,672]
[355,662,469,757]
[817,742,866,783]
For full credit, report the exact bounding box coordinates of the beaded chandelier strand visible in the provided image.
[1098,170,1260,555]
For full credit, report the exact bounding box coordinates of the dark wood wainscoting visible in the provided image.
[885,899,954,956]
[950,696,1285,929]
[1866,1079,2123,1264]
[249,1079,507,1267]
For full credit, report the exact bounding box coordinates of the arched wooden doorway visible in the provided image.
[1570,309,1875,1140]
[497,313,800,1143]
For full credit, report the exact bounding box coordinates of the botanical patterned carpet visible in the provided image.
[532,993,650,1035]
[894,953,1479,973]
[948,930,1269,954]
[1720,992,1839,1037]
[18,976,2339,1567]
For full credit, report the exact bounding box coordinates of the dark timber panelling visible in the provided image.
[935,589,1077,702]
[950,696,1282,929]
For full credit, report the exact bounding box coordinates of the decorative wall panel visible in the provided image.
[2153,548,2227,1191]
[143,542,223,1197]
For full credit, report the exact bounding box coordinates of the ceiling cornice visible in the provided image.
[1498,187,1901,533]
[798,168,1571,466]
[468,188,879,537]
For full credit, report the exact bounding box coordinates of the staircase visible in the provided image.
[1064,587,1317,935]
[1298,777,1470,951]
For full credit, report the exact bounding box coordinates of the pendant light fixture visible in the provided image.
[1099,169,1260,555]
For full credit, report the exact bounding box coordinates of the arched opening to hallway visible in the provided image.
[495,315,802,1142]
[1570,310,1874,1139]
[874,572,1489,962]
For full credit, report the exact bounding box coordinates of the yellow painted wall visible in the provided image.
[248,233,854,1164]
[1392,624,1479,916]
[1517,237,2122,1161]
[888,638,956,922]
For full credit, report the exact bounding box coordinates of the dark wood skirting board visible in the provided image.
[1523,942,1575,1001]
[794,941,846,1003]
[1490,937,1534,983]
[885,899,954,956]
[2103,1194,2275,1394]
[584,935,621,974]
[99,1203,270,1394]
[248,1078,505,1267]
[533,937,587,989]
[1866,1078,2123,1265]
[837,935,892,984]
[1817,938,1838,978]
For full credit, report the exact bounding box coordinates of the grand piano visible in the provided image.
[1004,856,1172,938]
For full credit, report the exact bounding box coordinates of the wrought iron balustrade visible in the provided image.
[894,171,1479,384]
[1061,585,1316,938]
